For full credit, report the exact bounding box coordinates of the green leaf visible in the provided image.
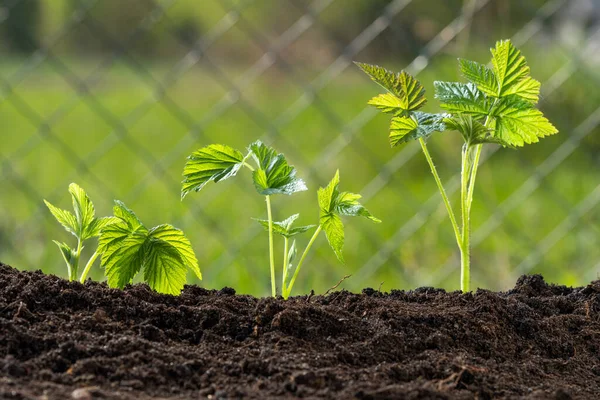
[142,234,188,295]
[99,202,201,295]
[335,192,381,223]
[69,183,97,240]
[253,214,316,238]
[113,200,144,230]
[434,81,491,116]
[181,144,245,199]
[87,216,119,237]
[321,213,345,263]
[355,62,426,112]
[53,240,75,267]
[44,200,78,237]
[317,170,380,263]
[286,239,297,277]
[248,141,307,196]
[490,40,533,99]
[389,112,448,147]
[489,97,558,147]
[367,93,405,115]
[458,59,499,97]
[502,75,540,103]
[148,224,202,281]
[444,114,510,147]
[99,223,147,290]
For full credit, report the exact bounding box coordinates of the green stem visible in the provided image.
[281,237,289,295]
[284,225,322,300]
[418,138,461,245]
[265,195,276,297]
[243,162,255,171]
[70,238,82,282]
[466,144,482,215]
[460,144,473,292]
[79,250,100,284]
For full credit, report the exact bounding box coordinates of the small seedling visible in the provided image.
[357,39,557,292]
[182,141,380,298]
[45,183,117,283]
[98,201,202,295]
[46,183,200,295]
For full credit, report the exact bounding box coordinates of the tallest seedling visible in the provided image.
[357,40,557,291]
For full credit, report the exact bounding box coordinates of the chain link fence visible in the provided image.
[1,0,599,295]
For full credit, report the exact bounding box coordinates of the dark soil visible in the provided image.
[0,263,599,399]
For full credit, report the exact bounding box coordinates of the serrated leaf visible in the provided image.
[45,200,78,237]
[99,202,200,295]
[53,240,75,267]
[321,213,345,263]
[68,183,97,240]
[254,214,316,238]
[181,144,245,199]
[444,114,509,147]
[368,93,405,115]
[148,224,202,281]
[317,170,379,263]
[335,192,381,222]
[489,97,558,147]
[389,112,448,147]
[356,62,427,112]
[142,237,189,295]
[491,39,531,99]
[113,200,144,230]
[87,216,119,237]
[434,81,491,116]
[286,239,297,277]
[502,75,540,103]
[248,141,307,196]
[459,59,499,97]
[100,226,147,289]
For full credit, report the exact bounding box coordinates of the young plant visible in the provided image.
[97,201,202,295]
[182,142,379,298]
[45,183,201,295]
[44,183,116,283]
[357,39,557,292]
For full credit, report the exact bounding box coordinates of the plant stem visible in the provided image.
[281,237,289,295]
[265,195,276,297]
[79,250,100,284]
[460,144,472,292]
[466,144,482,215]
[70,238,83,282]
[284,225,322,300]
[418,138,461,244]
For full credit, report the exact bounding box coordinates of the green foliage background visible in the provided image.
[1,0,599,295]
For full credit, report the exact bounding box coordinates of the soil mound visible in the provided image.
[0,263,599,399]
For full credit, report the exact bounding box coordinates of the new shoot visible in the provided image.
[182,142,380,298]
[357,39,557,292]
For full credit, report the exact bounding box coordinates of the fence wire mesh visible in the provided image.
[1,0,599,295]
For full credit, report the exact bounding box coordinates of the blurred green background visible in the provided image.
[1,0,600,296]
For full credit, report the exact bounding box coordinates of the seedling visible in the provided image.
[182,141,380,298]
[97,201,202,295]
[357,39,557,292]
[45,183,201,295]
[45,183,117,283]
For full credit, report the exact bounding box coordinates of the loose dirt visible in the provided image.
[0,263,599,399]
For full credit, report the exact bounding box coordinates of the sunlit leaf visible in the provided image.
[249,141,307,196]
[253,214,316,238]
[317,170,380,263]
[434,81,491,116]
[356,62,427,113]
[389,112,448,147]
[181,144,245,199]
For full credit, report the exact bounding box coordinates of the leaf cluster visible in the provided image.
[356,40,558,148]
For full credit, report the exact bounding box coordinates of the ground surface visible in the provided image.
[0,263,599,399]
